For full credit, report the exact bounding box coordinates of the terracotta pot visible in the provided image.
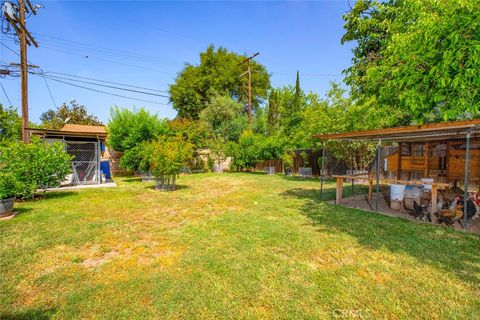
[0,196,15,217]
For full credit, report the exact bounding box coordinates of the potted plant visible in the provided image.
[0,172,17,217]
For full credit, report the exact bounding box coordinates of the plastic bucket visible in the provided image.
[391,184,406,201]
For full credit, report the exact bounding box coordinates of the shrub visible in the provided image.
[0,172,17,199]
[0,137,72,199]
[281,151,294,170]
[120,141,155,173]
[108,107,168,152]
[150,136,194,190]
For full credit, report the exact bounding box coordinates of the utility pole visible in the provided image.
[19,0,28,142]
[2,0,39,141]
[239,52,259,129]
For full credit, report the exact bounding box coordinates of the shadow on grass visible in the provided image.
[282,175,323,182]
[282,186,480,285]
[121,177,143,183]
[144,184,189,191]
[1,308,56,320]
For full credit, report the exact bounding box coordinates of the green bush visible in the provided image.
[281,151,294,170]
[108,107,168,152]
[0,172,17,199]
[0,137,73,199]
[151,136,194,190]
[120,141,155,173]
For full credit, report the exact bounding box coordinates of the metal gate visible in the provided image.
[66,141,99,185]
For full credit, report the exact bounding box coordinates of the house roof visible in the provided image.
[28,124,107,139]
[313,119,480,142]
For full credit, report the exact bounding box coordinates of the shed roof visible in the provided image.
[314,119,480,142]
[60,124,107,134]
[28,124,107,139]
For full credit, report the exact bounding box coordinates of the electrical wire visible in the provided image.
[32,32,186,65]
[39,68,57,108]
[39,44,177,76]
[36,72,171,98]
[43,71,170,94]
[32,73,170,106]
[0,81,13,106]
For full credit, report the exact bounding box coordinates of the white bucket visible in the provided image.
[421,178,434,190]
[391,184,406,201]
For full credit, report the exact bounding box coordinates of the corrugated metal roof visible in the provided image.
[314,119,480,142]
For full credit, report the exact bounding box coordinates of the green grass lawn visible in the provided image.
[1,173,479,319]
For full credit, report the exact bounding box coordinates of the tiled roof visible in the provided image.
[60,124,107,134]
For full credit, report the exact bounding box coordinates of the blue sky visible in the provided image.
[0,0,354,123]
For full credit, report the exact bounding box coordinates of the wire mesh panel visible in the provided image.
[66,141,99,185]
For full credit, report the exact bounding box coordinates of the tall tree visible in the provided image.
[169,45,270,120]
[266,89,280,136]
[40,100,103,129]
[343,0,480,124]
[294,70,301,113]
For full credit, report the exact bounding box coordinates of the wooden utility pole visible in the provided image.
[19,0,29,142]
[239,52,259,129]
[2,0,39,141]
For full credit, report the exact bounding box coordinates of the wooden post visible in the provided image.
[431,183,437,215]
[425,142,429,177]
[336,177,343,204]
[397,144,402,181]
[368,179,373,201]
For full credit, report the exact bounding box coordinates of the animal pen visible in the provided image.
[28,124,110,186]
[315,119,480,230]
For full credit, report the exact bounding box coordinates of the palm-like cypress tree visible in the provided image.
[267,89,280,136]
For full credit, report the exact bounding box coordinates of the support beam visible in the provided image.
[375,138,382,212]
[431,183,437,215]
[320,148,326,200]
[463,129,471,229]
[336,177,343,204]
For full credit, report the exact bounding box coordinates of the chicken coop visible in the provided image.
[28,124,110,186]
[314,119,480,230]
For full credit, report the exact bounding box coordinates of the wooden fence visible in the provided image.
[254,149,348,177]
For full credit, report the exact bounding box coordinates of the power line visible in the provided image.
[39,44,176,76]
[43,71,170,94]
[32,32,187,65]
[39,68,57,108]
[0,81,13,106]
[36,72,171,99]
[32,73,170,106]
[0,41,19,56]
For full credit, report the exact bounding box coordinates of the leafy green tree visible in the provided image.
[294,83,376,170]
[170,45,270,119]
[108,107,168,151]
[40,100,103,129]
[200,93,245,141]
[343,0,480,123]
[0,137,72,199]
[0,105,21,143]
[266,89,280,136]
[167,118,210,149]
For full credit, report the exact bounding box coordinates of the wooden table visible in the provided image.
[332,175,449,214]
